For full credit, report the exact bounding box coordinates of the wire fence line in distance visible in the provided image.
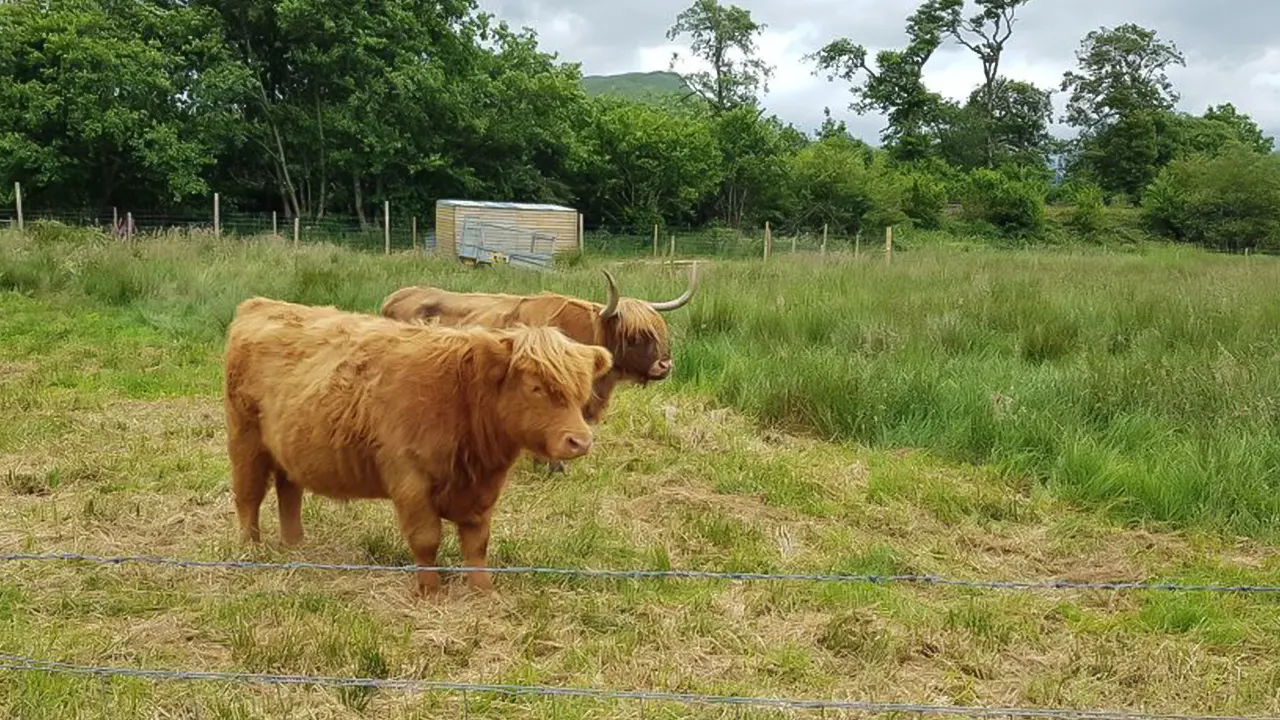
[4,551,1279,595]
[2,652,1278,720]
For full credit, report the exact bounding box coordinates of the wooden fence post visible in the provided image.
[412,216,418,252]
[383,200,390,254]
[791,233,797,254]
[763,221,771,261]
[653,224,659,257]
[821,223,828,254]
[112,207,119,236]
[669,233,675,262]
[293,216,300,248]
[855,230,861,258]
[272,211,278,236]
[578,212,584,252]
[14,182,22,232]
[213,192,220,236]
[884,225,893,264]
[126,212,133,242]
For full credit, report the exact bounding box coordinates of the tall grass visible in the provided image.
[4,224,1280,538]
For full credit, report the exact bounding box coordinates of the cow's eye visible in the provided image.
[531,384,544,394]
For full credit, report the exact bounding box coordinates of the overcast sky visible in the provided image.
[476,0,1280,143]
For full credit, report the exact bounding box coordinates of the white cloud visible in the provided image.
[481,0,1280,139]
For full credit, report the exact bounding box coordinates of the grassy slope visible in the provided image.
[1,229,1279,717]
[582,71,689,101]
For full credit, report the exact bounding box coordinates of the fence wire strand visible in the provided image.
[3,551,1279,594]
[1,652,1277,720]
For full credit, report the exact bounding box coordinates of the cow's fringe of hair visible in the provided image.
[393,320,601,402]
[492,324,608,407]
[521,293,667,352]
[610,298,667,347]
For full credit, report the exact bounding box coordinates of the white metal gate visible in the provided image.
[457,218,557,270]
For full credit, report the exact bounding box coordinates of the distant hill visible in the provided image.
[582,71,691,102]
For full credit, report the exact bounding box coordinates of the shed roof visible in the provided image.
[436,199,576,212]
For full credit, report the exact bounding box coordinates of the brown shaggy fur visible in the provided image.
[380,287,672,425]
[223,297,612,595]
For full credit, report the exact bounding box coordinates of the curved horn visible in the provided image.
[598,269,621,319]
[649,262,698,312]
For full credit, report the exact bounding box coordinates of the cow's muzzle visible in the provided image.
[648,358,672,380]
[554,431,594,460]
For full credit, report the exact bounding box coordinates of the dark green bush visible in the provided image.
[902,173,948,230]
[960,168,1047,236]
[1143,145,1280,253]
[1067,183,1107,236]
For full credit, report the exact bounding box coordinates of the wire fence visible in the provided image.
[0,197,890,262]
[4,551,1280,594]
[0,205,434,254]
[3,652,1278,720]
[4,553,1280,715]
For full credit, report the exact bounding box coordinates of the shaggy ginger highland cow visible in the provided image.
[379,264,697,471]
[222,297,612,595]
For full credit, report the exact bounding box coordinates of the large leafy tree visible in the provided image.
[789,134,907,236]
[945,0,1034,167]
[808,0,958,162]
[938,78,1053,169]
[665,0,773,114]
[1059,23,1186,198]
[194,0,493,220]
[573,97,721,230]
[706,107,805,228]
[0,0,241,210]
[1060,23,1185,131]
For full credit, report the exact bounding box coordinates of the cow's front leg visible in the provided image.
[457,510,494,592]
[388,486,443,596]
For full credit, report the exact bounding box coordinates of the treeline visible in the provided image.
[1,0,1278,251]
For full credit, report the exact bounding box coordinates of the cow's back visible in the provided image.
[382,286,603,347]
[382,286,518,326]
[224,298,410,499]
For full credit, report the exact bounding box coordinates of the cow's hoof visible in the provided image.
[412,572,444,598]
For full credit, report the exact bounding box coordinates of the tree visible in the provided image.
[573,97,721,230]
[788,136,906,236]
[0,0,235,210]
[938,78,1053,170]
[1060,23,1185,132]
[445,20,595,205]
[946,0,1032,167]
[706,107,805,228]
[1202,103,1275,155]
[666,0,773,114]
[808,0,960,162]
[1059,24,1186,198]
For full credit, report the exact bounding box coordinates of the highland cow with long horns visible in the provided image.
[379,264,698,470]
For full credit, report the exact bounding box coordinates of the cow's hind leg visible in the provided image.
[275,471,305,547]
[389,487,444,596]
[228,425,273,544]
[457,511,494,592]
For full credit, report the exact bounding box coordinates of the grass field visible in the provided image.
[1,226,1279,718]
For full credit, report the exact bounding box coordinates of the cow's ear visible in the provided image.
[492,335,519,384]
[473,334,514,387]
[590,346,613,379]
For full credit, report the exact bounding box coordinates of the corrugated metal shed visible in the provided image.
[435,199,581,257]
